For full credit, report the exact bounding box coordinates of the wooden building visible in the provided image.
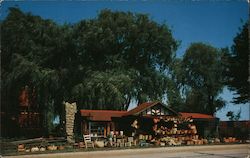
[180,112,219,138]
[1,86,43,138]
[219,121,250,140]
[79,102,217,137]
[79,110,127,136]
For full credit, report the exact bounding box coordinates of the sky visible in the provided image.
[1,0,249,120]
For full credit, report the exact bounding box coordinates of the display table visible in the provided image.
[91,136,106,141]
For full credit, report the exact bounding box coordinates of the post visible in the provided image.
[107,122,111,135]
[88,122,91,135]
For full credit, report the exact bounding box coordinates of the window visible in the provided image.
[89,122,107,136]
[19,112,40,128]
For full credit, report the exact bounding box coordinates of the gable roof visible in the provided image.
[180,112,215,119]
[80,110,127,121]
[125,102,158,116]
[125,101,179,116]
[80,103,215,121]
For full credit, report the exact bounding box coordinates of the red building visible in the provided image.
[1,86,43,137]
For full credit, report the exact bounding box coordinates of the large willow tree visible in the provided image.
[71,9,179,110]
[1,8,69,134]
[1,8,179,134]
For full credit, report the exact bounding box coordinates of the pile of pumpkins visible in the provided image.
[223,137,237,143]
[17,144,65,152]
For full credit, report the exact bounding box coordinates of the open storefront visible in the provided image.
[79,102,218,146]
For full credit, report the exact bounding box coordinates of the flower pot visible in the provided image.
[47,145,57,151]
[39,147,46,152]
[18,144,24,149]
[58,146,65,150]
[95,141,104,148]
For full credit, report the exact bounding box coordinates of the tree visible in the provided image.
[226,110,241,121]
[71,9,179,108]
[182,43,225,115]
[226,22,249,104]
[1,7,69,134]
[165,58,185,111]
[71,69,135,110]
[1,8,179,137]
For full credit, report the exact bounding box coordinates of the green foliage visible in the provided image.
[226,22,249,104]
[165,58,185,111]
[2,7,238,135]
[226,110,241,121]
[72,70,135,110]
[1,8,179,135]
[1,7,67,134]
[70,9,179,107]
[181,43,226,114]
[73,9,179,71]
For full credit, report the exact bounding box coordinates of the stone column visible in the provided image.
[65,102,77,143]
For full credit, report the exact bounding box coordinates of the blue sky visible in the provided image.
[1,0,249,120]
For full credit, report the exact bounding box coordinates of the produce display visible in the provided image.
[14,116,242,153]
[134,116,206,146]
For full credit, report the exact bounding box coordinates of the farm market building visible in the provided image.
[79,102,218,138]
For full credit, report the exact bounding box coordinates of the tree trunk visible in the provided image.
[208,94,214,115]
[124,96,131,110]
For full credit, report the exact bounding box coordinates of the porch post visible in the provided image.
[104,126,107,137]
[107,122,111,135]
[111,122,115,132]
[84,121,87,134]
[88,122,91,135]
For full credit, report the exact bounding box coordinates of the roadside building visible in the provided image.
[79,102,218,139]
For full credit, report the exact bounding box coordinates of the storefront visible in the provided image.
[80,110,126,136]
[79,102,218,144]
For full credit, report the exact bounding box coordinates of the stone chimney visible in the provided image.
[64,102,77,143]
